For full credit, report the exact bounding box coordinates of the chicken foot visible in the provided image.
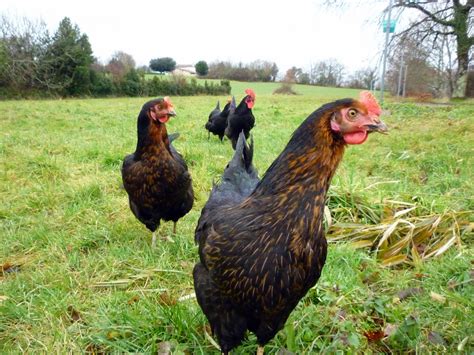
[151,231,157,248]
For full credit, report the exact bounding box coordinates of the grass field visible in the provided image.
[0,85,473,353]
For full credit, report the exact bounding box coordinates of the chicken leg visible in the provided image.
[151,231,157,248]
[257,346,264,355]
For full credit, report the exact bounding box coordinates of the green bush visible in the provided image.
[195,60,209,76]
[121,69,144,96]
[69,66,92,96]
[149,57,176,73]
[90,71,114,97]
[145,75,230,96]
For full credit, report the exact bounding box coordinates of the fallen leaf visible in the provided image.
[127,295,140,305]
[384,323,398,337]
[447,280,457,290]
[180,261,193,269]
[371,316,385,327]
[158,341,172,355]
[1,262,21,275]
[158,292,177,306]
[457,336,469,351]
[419,171,428,184]
[427,331,446,346]
[106,330,120,340]
[430,291,446,304]
[85,343,106,355]
[362,271,380,284]
[178,292,196,302]
[397,287,423,301]
[67,305,82,324]
[335,309,347,321]
[364,330,385,342]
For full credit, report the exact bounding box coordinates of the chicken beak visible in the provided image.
[366,121,388,134]
[167,109,177,117]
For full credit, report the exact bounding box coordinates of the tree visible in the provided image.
[346,67,377,89]
[43,17,94,95]
[395,1,473,97]
[386,36,436,96]
[274,67,298,95]
[297,72,311,85]
[325,0,473,97]
[195,60,209,76]
[149,57,176,73]
[283,66,311,84]
[106,51,136,82]
[206,60,279,81]
[0,14,51,92]
[283,67,299,83]
[248,60,279,82]
[311,59,345,87]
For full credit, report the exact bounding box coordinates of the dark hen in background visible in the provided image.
[225,89,255,149]
[205,98,232,141]
[121,97,194,247]
[193,92,387,354]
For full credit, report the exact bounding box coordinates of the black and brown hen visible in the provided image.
[193,91,387,354]
[122,97,194,247]
[225,89,255,149]
[205,98,232,141]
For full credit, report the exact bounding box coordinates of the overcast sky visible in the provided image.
[1,0,393,76]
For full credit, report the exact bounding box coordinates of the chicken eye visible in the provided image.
[348,109,358,119]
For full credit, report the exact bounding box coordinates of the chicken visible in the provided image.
[225,89,256,149]
[205,100,220,140]
[121,97,194,247]
[205,98,232,141]
[193,91,387,354]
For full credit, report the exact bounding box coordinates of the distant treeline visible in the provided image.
[206,61,279,82]
[0,16,230,99]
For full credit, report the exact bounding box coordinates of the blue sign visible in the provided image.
[383,20,396,33]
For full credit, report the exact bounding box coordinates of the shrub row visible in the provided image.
[89,71,231,98]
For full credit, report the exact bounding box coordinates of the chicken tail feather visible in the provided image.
[168,132,180,142]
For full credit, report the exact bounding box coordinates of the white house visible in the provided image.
[172,64,196,76]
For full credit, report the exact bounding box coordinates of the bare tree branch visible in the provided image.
[394,3,455,27]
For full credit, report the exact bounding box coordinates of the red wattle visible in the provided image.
[343,131,368,145]
[158,116,170,123]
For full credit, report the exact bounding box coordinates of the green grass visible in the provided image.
[0,87,473,353]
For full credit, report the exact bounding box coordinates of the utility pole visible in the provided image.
[397,51,404,97]
[380,0,394,104]
[402,64,408,97]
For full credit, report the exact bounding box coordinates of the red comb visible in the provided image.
[163,96,174,108]
[245,88,256,99]
[359,91,381,116]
